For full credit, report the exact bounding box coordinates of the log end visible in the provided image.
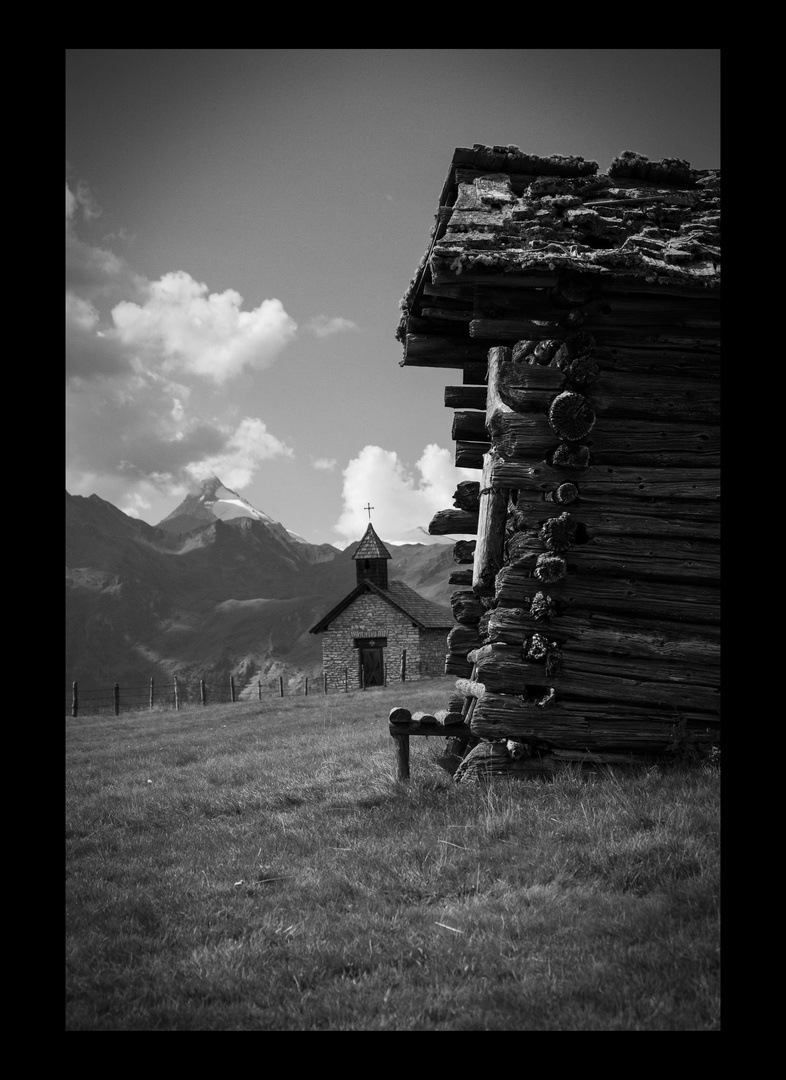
[389,707,412,725]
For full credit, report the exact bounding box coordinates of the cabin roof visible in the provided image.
[309,578,452,634]
[397,145,720,356]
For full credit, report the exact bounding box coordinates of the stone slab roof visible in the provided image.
[398,145,720,347]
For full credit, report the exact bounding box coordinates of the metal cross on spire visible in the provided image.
[364,503,374,520]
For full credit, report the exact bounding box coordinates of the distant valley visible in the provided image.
[66,477,456,696]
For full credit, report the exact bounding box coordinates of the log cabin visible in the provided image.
[397,145,719,775]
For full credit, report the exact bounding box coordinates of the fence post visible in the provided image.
[257,680,262,701]
[113,683,120,717]
[174,676,180,711]
[400,649,407,682]
[230,675,235,703]
[200,679,207,706]
[279,676,284,698]
[149,677,154,710]
[305,677,309,696]
[72,682,78,718]
[323,673,327,694]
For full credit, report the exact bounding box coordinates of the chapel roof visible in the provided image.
[309,578,452,634]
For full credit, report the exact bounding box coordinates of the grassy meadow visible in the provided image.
[66,677,720,1031]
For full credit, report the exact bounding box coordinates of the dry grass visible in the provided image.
[66,678,720,1030]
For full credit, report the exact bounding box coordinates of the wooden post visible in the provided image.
[323,673,327,694]
[113,683,120,716]
[305,677,309,696]
[257,681,262,701]
[71,682,78,718]
[149,678,154,710]
[279,676,284,698]
[400,649,407,682]
[200,679,207,706]
[472,347,513,596]
[392,732,410,781]
[174,676,180,711]
[230,675,235,703]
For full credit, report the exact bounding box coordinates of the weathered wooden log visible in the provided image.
[422,281,475,302]
[421,306,474,324]
[412,710,439,725]
[452,410,488,442]
[389,707,412,724]
[455,441,490,468]
[435,709,467,727]
[471,692,719,749]
[590,344,720,379]
[447,624,485,653]
[448,568,474,585]
[453,540,476,564]
[450,590,487,624]
[494,564,720,626]
[489,613,721,672]
[428,508,479,535]
[499,360,566,393]
[452,481,481,511]
[445,385,487,410]
[505,527,720,580]
[454,677,487,700]
[469,318,721,345]
[513,502,720,543]
[483,607,532,645]
[494,462,721,515]
[445,655,474,677]
[496,414,720,468]
[402,333,493,368]
[473,451,509,596]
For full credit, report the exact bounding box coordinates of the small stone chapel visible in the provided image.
[309,523,453,690]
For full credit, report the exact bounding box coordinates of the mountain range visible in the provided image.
[66,476,455,697]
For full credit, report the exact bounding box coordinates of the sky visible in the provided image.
[66,49,720,547]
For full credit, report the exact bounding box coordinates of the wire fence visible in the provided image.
[66,661,439,717]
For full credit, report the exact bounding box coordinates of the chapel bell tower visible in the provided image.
[352,522,392,589]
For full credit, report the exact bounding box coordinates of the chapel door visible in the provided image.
[361,648,384,687]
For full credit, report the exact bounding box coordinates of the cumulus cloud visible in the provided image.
[66,175,298,518]
[312,457,338,472]
[306,315,359,338]
[184,417,294,490]
[111,271,297,383]
[333,444,477,545]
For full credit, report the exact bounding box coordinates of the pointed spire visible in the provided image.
[352,523,392,561]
